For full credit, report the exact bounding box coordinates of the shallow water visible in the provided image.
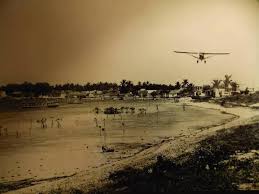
[0,100,233,183]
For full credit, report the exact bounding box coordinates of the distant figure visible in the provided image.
[99,126,102,136]
[122,122,125,135]
[29,119,32,136]
[138,108,147,115]
[182,103,186,111]
[41,118,47,128]
[103,119,106,128]
[56,118,62,128]
[16,130,20,138]
[156,104,159,112]
[130,107,135,114]
[94,118,98,127]
[50,117,54,128]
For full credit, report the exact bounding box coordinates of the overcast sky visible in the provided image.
[0,0,258,87]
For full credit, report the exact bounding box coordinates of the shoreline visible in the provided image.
[3,101,259,193]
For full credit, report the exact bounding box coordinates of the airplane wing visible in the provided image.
[202,52,230,55]
[174,51,199,59]
[174,51,199,54]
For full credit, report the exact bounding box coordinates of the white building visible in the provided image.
[168,89,181,98]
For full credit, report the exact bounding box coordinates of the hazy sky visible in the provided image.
[0,0,258,87]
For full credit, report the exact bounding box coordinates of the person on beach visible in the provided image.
[41,117,47,128]
[183,103,186,111]
[56,118,62,128]
[94,117,98,127]
[122,122,125,135]
[50,117,54,128]
[103,119,106,128]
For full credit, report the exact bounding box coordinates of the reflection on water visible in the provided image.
[0,101,233,182]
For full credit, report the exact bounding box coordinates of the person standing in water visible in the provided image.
[182,103,186,111]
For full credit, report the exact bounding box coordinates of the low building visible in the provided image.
[103,89,120,100]
[138,89,148,98]
[193,86,204,97]
[147,90,158,99]
[168,89,181,98]
[9,91,23,98]
[123,92,134,100]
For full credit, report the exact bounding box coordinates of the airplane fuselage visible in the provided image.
[197,53,206,63]
[199,53,205,60]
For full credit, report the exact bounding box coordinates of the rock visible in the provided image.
[102,146,114,153]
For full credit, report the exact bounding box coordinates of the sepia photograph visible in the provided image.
[0,0,258,193]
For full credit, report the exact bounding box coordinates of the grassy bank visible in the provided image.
[87,122,259,193]
[213,92,259,107]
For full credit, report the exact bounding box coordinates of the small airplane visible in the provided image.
[174,51,230,63]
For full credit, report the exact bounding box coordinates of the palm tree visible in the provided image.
[182,79,189,88]
[223,75,232,91]
[119,80,127,94]
[212,80,221,89]
[175,82,181,89]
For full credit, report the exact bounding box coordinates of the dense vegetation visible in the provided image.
[90,123,259,193]
[0,79,193,96]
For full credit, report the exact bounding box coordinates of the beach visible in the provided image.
[0,100,256,193]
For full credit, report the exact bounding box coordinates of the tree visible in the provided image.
[223,75,232,91]
[34,82,52,96]
[182,79,189,88]
[203,85,211,92]
[230,81,238,91]
[212,80,221,89]
[150,91,158,99]
[186,83,195,94]
[119,80,133,94]
[175,82,181,89]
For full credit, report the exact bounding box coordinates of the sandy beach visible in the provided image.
[1,100,258,193]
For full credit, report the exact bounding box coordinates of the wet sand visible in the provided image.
[0,100,239,193]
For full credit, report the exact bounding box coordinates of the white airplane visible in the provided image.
[174,51,230,63]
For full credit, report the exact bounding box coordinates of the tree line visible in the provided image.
[0,80,194,96]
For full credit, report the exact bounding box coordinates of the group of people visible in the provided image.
[0,126,8,136]
[37,117,62,129]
